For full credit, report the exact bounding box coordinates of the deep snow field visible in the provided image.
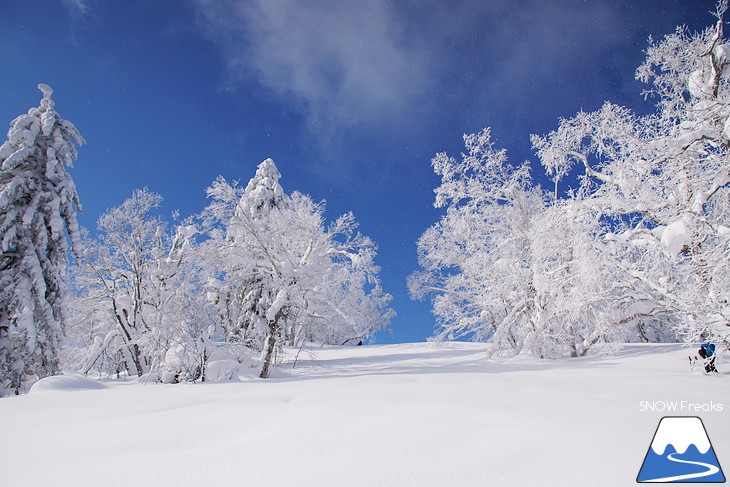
[1,342,728,486]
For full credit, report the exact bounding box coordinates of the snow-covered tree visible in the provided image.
[409,129,540,347]
[532,1,730,347]
[68,189,211,381]
[410,129,640,357]
[0,84,85,395]
[204,159,393,377]
[415,3,730,357]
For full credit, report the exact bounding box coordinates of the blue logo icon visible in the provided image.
[637,416,725,483]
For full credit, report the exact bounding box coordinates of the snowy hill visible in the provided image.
[0,342,727,487]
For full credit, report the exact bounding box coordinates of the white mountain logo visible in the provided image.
[637,416,725,483]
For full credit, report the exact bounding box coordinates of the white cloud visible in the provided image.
[193,0,432,135]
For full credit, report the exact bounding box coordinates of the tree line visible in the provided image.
[1,3,728,394]
[0,91,393,394]
[410,2,730,358]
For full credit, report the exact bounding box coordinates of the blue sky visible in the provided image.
[0,0,715,343]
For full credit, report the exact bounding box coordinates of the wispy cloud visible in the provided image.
[61,0,96,43]
[62,0,90,19]
[191,0,672,164]
[193,0,432,137]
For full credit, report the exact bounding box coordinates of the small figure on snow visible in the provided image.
[690,343,718,374]
[698,343,718,373]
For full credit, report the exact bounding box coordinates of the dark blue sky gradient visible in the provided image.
[0,0,716,343]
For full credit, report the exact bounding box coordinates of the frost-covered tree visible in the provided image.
[202,161,286,352]
[410,129,639,357]
[532,1,730,347]
[409,129,541,348]
[68,189,210,381]
[415,3,730,357]
[0,84,85,395]
[204,159,393,377]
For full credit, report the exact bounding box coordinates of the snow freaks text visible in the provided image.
[639,401,724,413]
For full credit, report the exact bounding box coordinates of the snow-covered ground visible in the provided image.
[1,342,727,486]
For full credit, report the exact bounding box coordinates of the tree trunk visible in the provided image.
[199,336,208,383]
[567,325,579,358]
[112,298,145,377]
[636,321,649,343]
[259,308,285,379]
[0,323,23,396]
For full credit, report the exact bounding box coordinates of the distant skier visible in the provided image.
[698,343,718,373]
[690,343,718,374]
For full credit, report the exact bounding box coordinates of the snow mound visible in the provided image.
[205,359,249,382]
[29,375,107,394]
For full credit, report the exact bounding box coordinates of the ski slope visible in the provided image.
[0,342,727,487]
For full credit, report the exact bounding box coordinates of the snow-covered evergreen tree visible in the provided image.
[0,84,85,395]
[204,159,393,378]
[202,161,287,351]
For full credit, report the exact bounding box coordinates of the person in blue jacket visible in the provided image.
[697,343,718,373]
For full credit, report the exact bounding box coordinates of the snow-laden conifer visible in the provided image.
[0,84,84,395]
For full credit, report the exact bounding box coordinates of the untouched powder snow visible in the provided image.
[0,342,727,487]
